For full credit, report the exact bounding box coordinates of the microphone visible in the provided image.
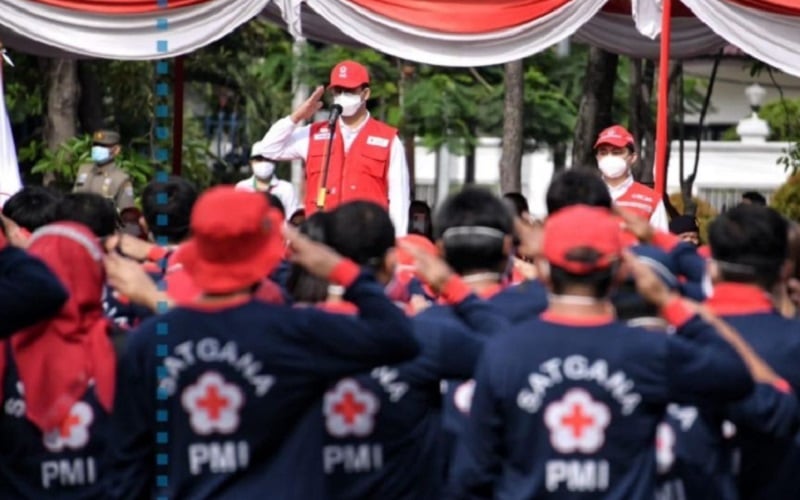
[328,104,343,127]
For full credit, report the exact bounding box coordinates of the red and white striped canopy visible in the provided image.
[0,0,798,74]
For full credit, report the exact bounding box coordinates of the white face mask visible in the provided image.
[333,92,363,117]
[597,155,629,179]
[252,161,275,179]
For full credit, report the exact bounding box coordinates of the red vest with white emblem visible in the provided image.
[615,182,660,220]
[615,182,661,247]
[305,118,396,214]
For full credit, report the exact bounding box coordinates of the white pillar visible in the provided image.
[291,37,308,188]
[435,145,451,208]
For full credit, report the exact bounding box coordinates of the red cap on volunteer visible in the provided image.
[329,60,370,89]
[181,186,285,294]
[594,125,635,150]
[542,205,623,274]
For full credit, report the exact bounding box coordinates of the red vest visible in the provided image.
[305,118,396,214]
[615,182,661,247]
[615,181,660,220]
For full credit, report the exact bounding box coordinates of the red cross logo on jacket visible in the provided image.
[181,372,244,435]
[544,389,611,454]
[43,401,94,452]
[324,379,379,438]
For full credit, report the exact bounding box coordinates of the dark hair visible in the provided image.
[286,213,329,304]
[709,204,788,290]
[408,200,433,241]
[2,186,62,232]
[434,187,512,275]
[741,191,767,206]
[265,193,286,219]
[546,168,612,215]
[550,264,616,299]
[54,193,118,237]
[503,192,529,217]
[326,201,395,274]
[141,177,197,244]
[612,281,660,320]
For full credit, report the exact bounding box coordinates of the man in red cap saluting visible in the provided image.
[594,125,669,231]
[256,60,410,236]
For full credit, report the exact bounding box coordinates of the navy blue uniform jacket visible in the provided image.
[107,270,419,499]
[707,283,800,500]
[323,292,503,500]
[0,345,110,499]
[449,306,753,499]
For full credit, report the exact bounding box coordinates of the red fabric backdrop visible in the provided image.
[28,0,209,14]
[345,0,573,33]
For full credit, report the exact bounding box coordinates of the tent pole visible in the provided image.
[172,55,185,176]
[654,0,672,197]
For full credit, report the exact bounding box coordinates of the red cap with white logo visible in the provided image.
[594,125,635,150]
[329,60,370,89]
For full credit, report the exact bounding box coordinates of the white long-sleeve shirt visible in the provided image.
[608,175,669,232]
[234,175,299,220]
[257,114,410,236]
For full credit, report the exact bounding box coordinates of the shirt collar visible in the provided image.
[540,310,615,326]
[705,282,776,316]
[338,111,371,135]
[607,175,634,200]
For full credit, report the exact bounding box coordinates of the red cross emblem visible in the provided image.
[324,379,379,438]
[197,385,229,421]
[334,391,366,425]
[544,389,610,454]
[561,404,595,438]
[182,372,244,435]
[43,401,94,452]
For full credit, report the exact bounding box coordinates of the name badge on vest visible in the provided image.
[366,136,390,148]
[313,127,331,141]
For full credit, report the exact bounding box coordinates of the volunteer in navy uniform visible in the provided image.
[704,204,800,500]
[449,204,758,499]
[0,222,114,499]
[285,200,504,500]
[235,143,298,220]
[106,187,419,499]
[256,60,410,236]
[73,130,135,213]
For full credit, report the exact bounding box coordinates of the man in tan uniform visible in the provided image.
[73,129,136,212]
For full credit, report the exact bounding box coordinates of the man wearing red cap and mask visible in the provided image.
[594,125,669,231]
[256,60,410,237]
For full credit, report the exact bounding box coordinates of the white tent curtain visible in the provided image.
[0,65,22,208]
[575,12,726,59]
[301,0,610,67]
[0,0,271,60]
[682,0,800,78]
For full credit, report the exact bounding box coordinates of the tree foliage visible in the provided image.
[771,173,800,222]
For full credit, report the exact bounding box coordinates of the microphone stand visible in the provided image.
[316,105,342,211]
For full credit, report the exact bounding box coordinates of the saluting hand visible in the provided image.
[613,203,655,243]
[290,86,325,124]
[621,249,671,308]
[284,224,345,280]
[513,217,543,261]
[398,241,453,294]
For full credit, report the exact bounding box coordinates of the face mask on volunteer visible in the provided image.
[91,146,111,164]
[333,92,363,117]
[597,155,629,179]
[252,161,275,179]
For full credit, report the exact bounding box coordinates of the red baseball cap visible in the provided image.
[181,186,285,294]
[594,125,635,150]
[329,60,370,89]
[542,205,623,274]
